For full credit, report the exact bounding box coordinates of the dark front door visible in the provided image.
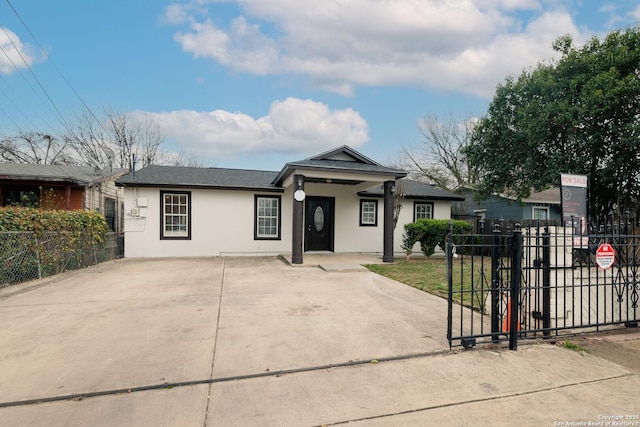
[305,197,334,251]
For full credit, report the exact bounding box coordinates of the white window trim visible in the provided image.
[532,206,549,220]
[359,199,378,226]
[160,191,191,240]
[255,195,281,240]
[413,201,434,221]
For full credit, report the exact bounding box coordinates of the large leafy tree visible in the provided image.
[466,28,640,216]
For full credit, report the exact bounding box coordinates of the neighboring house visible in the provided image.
[0,163,129,231]
[115,146,463,263]
[469,187,562,222]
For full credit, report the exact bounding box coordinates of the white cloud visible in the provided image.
[629,5,640,20]
[165,0,592,98]
[495,0,541,10]
[133,97,369,161]
[0,27,37,75]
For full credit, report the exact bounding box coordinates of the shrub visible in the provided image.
[0,207,109,279]
[0,207,107,242]
[402,219,472,257]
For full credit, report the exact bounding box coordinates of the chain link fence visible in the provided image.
[0,232,124,288]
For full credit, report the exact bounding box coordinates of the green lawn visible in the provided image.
[365,256,492,309]
[365,258,449,297]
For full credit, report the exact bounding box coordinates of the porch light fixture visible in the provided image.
[294,189,306,202]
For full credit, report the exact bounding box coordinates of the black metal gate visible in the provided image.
[447,219,640,349]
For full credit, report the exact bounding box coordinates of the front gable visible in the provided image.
[307,145,380,164]
[272,145,406,189]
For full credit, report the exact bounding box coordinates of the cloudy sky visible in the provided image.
[1,1,639,170]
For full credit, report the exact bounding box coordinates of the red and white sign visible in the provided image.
[595,243,615,270]
[561,173,588,188]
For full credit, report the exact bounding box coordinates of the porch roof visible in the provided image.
[271,145,407,186]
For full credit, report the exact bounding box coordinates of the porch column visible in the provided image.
[291,175,305,264]
[383,180,395,263]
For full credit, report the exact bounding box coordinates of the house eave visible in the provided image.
[116,181,284,193]
[356,191,465,201]
[0,175,87,186]
[273,163,406,187]
[403,194,465,201]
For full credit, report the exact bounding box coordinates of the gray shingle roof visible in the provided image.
[0,163,128,185]
[359,179,465,201]
[118,146,408,190]
[116,165,282,191]
[498,187,561,205]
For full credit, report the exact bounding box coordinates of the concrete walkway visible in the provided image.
[0,256,638,426]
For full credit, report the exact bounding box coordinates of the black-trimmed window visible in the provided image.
[255,195,281,239]
[413,202,434,221]
[360,199,378,226]
[161,191,191,240]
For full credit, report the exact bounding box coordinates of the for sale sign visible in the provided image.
[560,173,588,248]
[595,243,615,270]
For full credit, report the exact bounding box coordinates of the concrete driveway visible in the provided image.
[0,257,638,426]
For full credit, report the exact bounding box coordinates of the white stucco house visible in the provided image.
[115,146,463,263]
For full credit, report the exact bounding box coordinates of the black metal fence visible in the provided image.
[447,219,640,349]
[0,232,124,287]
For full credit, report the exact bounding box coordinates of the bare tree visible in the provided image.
[0,132,72,164]
[155,150,207,167]
[65,109,111,168]
[104,109,164,170]
[393,179,406,230]
[66,108,166,170]
[5,107,204,169]
[403,114,479,193]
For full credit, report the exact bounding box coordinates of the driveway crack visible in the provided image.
[202,256,226,427]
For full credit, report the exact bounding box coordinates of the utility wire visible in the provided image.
[0,24,70,131]
[0,41,61,132]
[4,0,106,132]
[0,104,23,132]
[0,74,58,132]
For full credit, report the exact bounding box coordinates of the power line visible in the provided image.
[4,0,106,132]
[0,104,23,132]
[0,40,61,132]
[0,77,46,131]
[0,24,70,131]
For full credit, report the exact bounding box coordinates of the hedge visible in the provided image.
[0,207,108,245]
[401,219,473,257]
[0,207,109,281]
